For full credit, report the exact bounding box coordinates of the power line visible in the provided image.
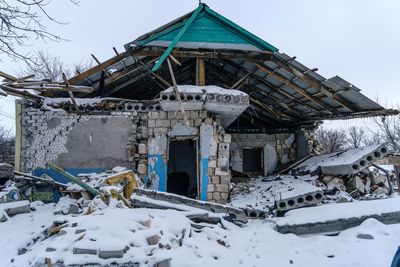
[0,111,15,120]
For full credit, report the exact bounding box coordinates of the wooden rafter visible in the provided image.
[251,61,338,114]
[270,55,357,112]
[68,51,129,85]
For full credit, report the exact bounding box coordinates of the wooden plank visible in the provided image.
[252,61,338,114]
[197,58,206,86]
[134,49,273,61]
[68,51,129,85]
[92,57,159,90]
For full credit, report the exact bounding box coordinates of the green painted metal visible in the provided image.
[151,4,205,71]
[46,162,101,196]
[138,3,278,57]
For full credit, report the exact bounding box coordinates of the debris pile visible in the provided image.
[231,144,397,215]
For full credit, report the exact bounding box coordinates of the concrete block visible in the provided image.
[207,184,215,192]
[137,164,147,175]
[163,120,170,128]
[220,192,229,200]
[155,120,164,127]
[216,184,229,192]
[153,258,171,267]
[67,203,80,215]
[149,112,159,119]
[1,201,30,217]
[138,143,147,154]
[220,176,230,184]
[146,234,161,245]
[98,249,124,259]
[73,247,97,255]
[0,210,7,223]
[213,192,221,201]
[148,120,156,127]
[159,111,167,119]
[190,111,199,119]
[199,110,208,118]
[223,134,231,143]
[211,176,220,184]
[207,193,213,200]
[167,111,175,119]
[215,168,229,176]
[208,160,217,168]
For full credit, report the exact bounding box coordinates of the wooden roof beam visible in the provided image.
[251,61,338,114]
[133,49,273,61]
[270,55,357,112]
[68,51,130,85]
[220,59,325,116]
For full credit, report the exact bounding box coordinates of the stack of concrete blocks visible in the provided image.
[230,133,297,175]
[206,129,232,204]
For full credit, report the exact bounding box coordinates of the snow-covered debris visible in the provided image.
[1,203,400,267]
[0,200,30,217]
[276,196,400,226]
[230,175,320,212]
[293,144,388,175]
[54,197,80,215]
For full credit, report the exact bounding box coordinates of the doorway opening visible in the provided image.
[243,147,263,175]
[167,139,198,198]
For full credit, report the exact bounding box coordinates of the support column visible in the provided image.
[196,58,206,86]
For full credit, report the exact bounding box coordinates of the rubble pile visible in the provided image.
[231,144,397,215]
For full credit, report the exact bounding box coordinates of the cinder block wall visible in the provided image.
[230,133,297,175]
[18,102,231,203]
[19,105,136,172]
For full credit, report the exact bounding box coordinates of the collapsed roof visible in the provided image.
[3,3,398,130]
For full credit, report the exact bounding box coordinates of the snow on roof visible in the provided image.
[163,85,247,96]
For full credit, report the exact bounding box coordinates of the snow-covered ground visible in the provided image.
[1,202,400,267]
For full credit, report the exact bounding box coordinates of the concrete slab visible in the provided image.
[275,197,400,235]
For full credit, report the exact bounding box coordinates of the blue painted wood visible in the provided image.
[200,158,209,201]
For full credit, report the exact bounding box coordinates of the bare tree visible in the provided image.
[21,50,92,81]
[0,0,78,63]
[315,127,347,153]
[346,126,366,148]
[0,125,14,164]
[374,116,400,152]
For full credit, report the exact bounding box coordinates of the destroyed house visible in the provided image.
[8,4,398,203]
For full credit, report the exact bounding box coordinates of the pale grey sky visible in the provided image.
[1,0,400,132]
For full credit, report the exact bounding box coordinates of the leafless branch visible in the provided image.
[0,0,77,63]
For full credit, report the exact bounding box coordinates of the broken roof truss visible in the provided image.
[0,3,397,130]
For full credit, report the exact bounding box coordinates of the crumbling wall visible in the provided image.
[140,111,231,203]
[19,102,232,203]
[19,104,136,172]
[230,133,296,175]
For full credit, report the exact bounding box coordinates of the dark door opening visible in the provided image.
[243,148,263,174]
[167,139,198,198]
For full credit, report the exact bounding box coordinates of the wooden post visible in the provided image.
[196,57,206,86]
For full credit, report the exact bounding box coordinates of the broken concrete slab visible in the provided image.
[0,200,30,217]
[275,197,400,235]
[134,189,247,224]
[293,144,388,175]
